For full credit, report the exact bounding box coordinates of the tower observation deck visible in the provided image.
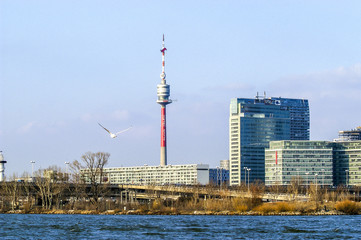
[157,35,172,166]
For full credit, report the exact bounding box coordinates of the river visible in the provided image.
[0,214,360,239]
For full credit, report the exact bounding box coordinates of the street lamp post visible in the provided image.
[247,168,251,192]
[345,170,349,187]
[243,167,247,185]
[65,162,70,181]
[321,169,325,188]
[296,168,300,185]
[305,172,309,186]
[315,173,318,195]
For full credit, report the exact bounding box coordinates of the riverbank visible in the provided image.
[1,208,350,216]
[2,200,360,215]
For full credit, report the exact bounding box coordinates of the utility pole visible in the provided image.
[30,161,35,181]
[247,168,251,192]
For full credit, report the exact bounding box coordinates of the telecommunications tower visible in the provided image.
[157,35,172,166]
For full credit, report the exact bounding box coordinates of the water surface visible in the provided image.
[0,214,360,239]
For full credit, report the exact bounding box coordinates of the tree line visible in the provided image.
[0,151,360,214]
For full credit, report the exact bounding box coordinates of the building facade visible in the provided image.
[335,127,361,142]
[333,141,361,186]
[209,168,229,186]
[265,141,333,186]
[99,164,210,185]
[220,160,230,170]
[229,96,309,186]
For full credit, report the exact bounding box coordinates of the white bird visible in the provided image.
[98,123,132,139]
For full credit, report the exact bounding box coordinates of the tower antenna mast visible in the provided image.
[157,34,172,166]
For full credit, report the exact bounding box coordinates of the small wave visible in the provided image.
[283,226,316,233]
[69,224,82,233]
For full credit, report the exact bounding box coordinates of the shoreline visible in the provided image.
[1,209,349,216]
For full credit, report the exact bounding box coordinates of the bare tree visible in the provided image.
[34,166,68,210]
[287,177,302,200]
[71,152,110,209]
[3,174,21,211]
[249,180,265,208]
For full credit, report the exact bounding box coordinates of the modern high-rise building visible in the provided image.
[229,95,310,186]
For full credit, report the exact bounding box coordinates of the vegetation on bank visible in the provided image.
[1,199,361,216]
[1,179,360,215]
[1,151,360,216]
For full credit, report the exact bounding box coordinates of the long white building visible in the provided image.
[100,164,209,185]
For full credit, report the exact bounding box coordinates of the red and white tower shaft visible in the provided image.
[157,34,172,166]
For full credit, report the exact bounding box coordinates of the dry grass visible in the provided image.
[253,202,296,214]
[335,200,361,215]
[204,199,230,212]
[231,198,248,212]
[253,203,277,214]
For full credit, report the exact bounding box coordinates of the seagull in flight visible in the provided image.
[98,123,132,139]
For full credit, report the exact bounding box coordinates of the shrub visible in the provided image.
[231,198,248,212]
[151,199,162,210]
[335,200,361,215]
[253,202,296,214]
[253,203,277,214]
[275,202,294,213]
[293,201,316,214]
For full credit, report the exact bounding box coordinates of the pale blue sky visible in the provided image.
[1,1,361,176]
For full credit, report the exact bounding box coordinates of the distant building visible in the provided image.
[220,160,230,170]
[335,127,361,142]
[229,95,310,186]
[333,141,361,186]
[265,140,361,187]
[209,168,229,186]
[98,164,210,185]
[265,141,333,186]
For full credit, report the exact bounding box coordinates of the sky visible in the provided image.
[1,0,361,177]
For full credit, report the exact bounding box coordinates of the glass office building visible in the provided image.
[265,141,333,186]
[229,96,310,186]
[333,141,361,186]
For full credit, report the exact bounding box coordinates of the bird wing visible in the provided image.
[115,126,133,135]
[98,123,112,134]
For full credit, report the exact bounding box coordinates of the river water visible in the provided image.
[0,214,360,239]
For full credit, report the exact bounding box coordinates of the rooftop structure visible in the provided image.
[335,127,361,142]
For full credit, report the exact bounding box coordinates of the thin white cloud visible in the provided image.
[81,113,93,122]
[270,63,361,99]
[204,82,255,92]
[268,63,361,140]
[81,109,130,122]
[112,110,129,120]
[17,121,37,134]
